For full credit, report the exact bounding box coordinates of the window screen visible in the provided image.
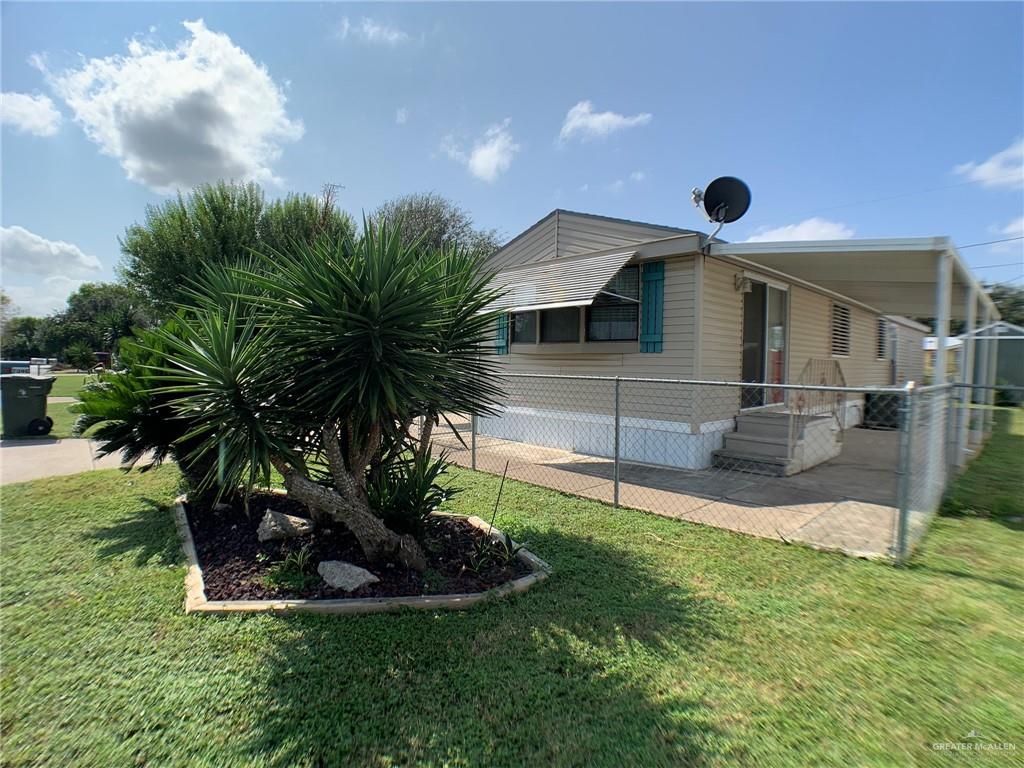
[587,266,640,341]
[540,307,580,343]
[512,312,536,344]
[831,303,852,357]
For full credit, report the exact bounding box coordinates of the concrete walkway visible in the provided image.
[0,439,127,485]
[435,425,902,560]
[48,396,79,404]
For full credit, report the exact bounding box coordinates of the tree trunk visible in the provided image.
[271,457,427,571]
[417,415,434,461]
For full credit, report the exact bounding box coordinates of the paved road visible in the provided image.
[0,439,127,485]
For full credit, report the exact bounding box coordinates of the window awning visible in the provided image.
[488,250,636,313]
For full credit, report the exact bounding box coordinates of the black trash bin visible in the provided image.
[1,374,56,437]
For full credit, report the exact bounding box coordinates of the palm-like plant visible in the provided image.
[147,221,504,570]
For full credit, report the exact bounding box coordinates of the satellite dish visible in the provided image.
[699,176,751,223]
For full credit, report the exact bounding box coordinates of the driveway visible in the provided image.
[0,439,127,485]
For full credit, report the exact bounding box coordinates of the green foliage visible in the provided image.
[263,544,317,592]
[986,282,1024,326]
[64,340,96,371]
[372,192,501,258]
[70,325,206,483]
[368,452,457,535]
[150,218,504,499]
[0,315,43,359]
[119,181,355,312]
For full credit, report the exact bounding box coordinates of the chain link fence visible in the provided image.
[428,374,1011,564]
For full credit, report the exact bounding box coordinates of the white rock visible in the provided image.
[256,508,315,542]
[317,560,380,591]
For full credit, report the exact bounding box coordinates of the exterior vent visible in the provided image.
[876,317,889,360]
[831,303,852,357]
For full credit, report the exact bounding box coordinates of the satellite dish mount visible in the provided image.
[691,176,751,243]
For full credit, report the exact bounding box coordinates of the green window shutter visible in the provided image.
[640,261,664,353]
[495,313,509,355]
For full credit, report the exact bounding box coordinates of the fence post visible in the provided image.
[894,382,916,563]
[613,377,621,508]
[470,413,477,471]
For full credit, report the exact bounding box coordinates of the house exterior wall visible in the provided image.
[480,253,720,466]
[890,321,927,384]
[493,254,697,422]
[696,256,892,425]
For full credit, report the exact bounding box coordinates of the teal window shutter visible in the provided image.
[640,262,664,353]
[495,313,509,355]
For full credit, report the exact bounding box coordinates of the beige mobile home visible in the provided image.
[479,210,995,473]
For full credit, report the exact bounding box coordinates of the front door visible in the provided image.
[741,280,787,408]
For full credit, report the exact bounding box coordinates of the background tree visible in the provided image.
[0,316,44,359]
[371,192,501,258]
[986,282,1024,326]
[120,181,356,312]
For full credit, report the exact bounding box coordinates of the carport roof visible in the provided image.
[707,237,999,321]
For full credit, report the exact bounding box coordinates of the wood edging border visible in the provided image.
[172,495,550,615]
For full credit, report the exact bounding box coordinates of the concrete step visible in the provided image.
[723,432,792,459]
[735,413,793,439]
[711,449,794,477]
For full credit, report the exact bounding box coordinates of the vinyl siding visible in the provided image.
[891,322,926,385]
[493,255,698,422]
[487,210,697,271]
[697,258,894,422]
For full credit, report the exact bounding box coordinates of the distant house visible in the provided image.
[479,210,997,472]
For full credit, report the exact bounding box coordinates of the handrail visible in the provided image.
[787,360,848,459]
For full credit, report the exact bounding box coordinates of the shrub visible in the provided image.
[367,452,457,535]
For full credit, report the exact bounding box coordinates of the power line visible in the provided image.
[970,260,1024,269]
[958,236,1024,250]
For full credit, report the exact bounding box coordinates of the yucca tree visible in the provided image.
[150,221,504,570]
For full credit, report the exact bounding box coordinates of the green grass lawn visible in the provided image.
[48,372,92,398]
[1,413,1021,767]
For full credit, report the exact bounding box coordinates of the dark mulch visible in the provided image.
[187,492,532,601]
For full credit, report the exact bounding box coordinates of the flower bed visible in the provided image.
[174,491,550,615]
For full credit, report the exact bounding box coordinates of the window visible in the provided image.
[511,312,536,344]
[587,266,640,341]
[540,307,580,343]
[876,318,889,360]
[831,303,851,357]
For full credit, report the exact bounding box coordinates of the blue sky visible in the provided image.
[2,1,1022,315]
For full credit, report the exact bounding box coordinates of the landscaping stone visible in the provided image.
[317,560,380,591]
[257,508,315,541]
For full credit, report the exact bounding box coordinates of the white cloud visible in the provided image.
[559,100,652,142]
[443,119,520,183]
[630,170,647,182]
[954,138,1024,189]
[338,17,410,45]
[745,217,855,242]
[3,276,89,316]
[395,107,408,125]
[1,226,101,315]
[1,225,102,277]
[988,216,1024,255]
[579,183,590,192]
[1,92,61,136]
[999,216,1024,238]
[41,19,303,193]
[606,179,625,193]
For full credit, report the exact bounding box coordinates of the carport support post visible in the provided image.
[613,377,621,508]
[895,381,916,563]
[471,413,477,471]
[956,286,977,468]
